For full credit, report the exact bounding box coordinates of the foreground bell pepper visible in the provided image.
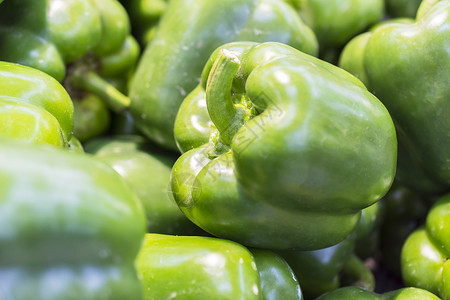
[316,286,441,300]
[339,0,450,194]
[129,0,318,151]
[401,194,450,299]
[170,41,397,250]
[251,249,303,300]
[0,61,73,147]
[85,135,203,235]
[136,234,303,300]
[0,140,146,300]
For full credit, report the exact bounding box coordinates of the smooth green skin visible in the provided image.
[84,136,203,235]
[340,1,450,194]
[130,0,318,151]
[0,27,66,81]
[251,249,303,300]
[0,140,146,300]
[0,96,65,147]
[136,234,261,300]
[68,136,84,153]
[338,18,415,86]
[92,0,130,57]
[100,35,140,78]
[171,42,396,250]
[316,286,441,300]
[0,61,74,144]
[73,94,111,142]
[296,0,384,50]
[385,0,422,17]
[0,0,130,80]
[402,194,450,299]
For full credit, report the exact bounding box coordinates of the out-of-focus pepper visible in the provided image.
[401,194,450,299]
[85,135,203,235]
[129,0,318,151]
[170,41,396,251]
[0,0,140,143]
[0,0,131,81]
[385,0,422,17]
[120,0,168,45]
[0,61,73,147]
[290,0,384,61]
[0,140,146,300]
[339,0,450,195]
[316,286,441,300]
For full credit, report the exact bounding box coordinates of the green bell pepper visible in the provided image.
[0,140,146,300]
[170,41,397,250]
[136,233,303,300]
[0,61,73,147]
[0,0,131,81]
[129,0,318,151]
[72,94,111,143]
[120,0,168,45]
[339,0,450,195]
[401,194,450,299]
[294,0,384,58]
[0,0,140,143]
[84,135,203,235]
[251,249,303,300]
[316,286,441,300]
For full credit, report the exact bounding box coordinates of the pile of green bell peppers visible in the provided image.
[1,0,450,299]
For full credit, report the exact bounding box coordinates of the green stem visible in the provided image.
[340,254,375,291]
[69,69,130,114]
[206,49,241,145]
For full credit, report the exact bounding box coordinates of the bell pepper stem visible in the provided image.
[206,49,241,145]
[69,69,130,114]
[340,254,375,291]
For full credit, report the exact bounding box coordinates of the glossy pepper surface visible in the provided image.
[129,0,318,151]
[0,140,146,300]
[251,249,303,300]
[339,0,450,194]
[170,41,397,250]
[0,61,73,147]
[316,286,441,300]
[136,234,261,300]
[85,135,203,235]
[136,234,303,300]
[401,194,450,299]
